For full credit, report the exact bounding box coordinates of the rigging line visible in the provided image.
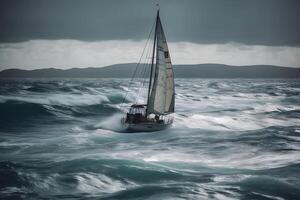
[142,53,153,89]
[135,35,154,101]
[134,63,147,103]
[141,63,150,87]
[138,26,155,85]
[140,62,151,101]
[121,19,156,107]
[135,55,152,104]
[121,20,155,106]
[141,52,153,88]
[135,70,147,104]
[134,33,153,103]
[137,52,149,84]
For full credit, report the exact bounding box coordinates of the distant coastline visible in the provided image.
[0,63,299,78]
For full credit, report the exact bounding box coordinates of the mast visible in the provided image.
[146,10,159,112]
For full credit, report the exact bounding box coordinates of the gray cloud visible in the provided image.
[0,0,300,46]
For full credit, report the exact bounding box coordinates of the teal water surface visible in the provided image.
[0,78,299,200]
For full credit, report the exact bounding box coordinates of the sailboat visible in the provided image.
[121,9,175,132]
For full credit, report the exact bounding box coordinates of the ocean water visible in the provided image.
[0,78,299,200]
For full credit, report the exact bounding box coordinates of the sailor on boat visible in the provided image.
[122,8,175,132]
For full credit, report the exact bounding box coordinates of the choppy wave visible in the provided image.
[0,78,299,199]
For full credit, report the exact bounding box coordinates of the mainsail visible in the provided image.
[147,11,175,115]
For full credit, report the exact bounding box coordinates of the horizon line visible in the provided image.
[1,62,299,73]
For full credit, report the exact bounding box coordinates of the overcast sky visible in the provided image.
[0,0,300,70]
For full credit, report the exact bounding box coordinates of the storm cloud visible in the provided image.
[1,0,300,46]
[1,0,300,69]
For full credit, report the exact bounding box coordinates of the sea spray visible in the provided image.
[94,113,126,132]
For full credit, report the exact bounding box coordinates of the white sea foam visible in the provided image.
[139,150,300,170]
[173,109,299,131]
[249,103,300,114]
[251,192,285,200]
[76,173,126,194]
[0,93,109,106]
[174,114,265,131]
[213,175,252,183]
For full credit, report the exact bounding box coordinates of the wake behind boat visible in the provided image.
[121,9,175,132]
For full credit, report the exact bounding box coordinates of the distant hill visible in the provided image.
[0,63,299,78]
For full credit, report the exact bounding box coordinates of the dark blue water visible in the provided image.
[0,78,299,200]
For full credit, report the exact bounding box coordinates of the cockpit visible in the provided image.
[128,104,146,116]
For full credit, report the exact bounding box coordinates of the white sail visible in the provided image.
[148,13,175,114]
